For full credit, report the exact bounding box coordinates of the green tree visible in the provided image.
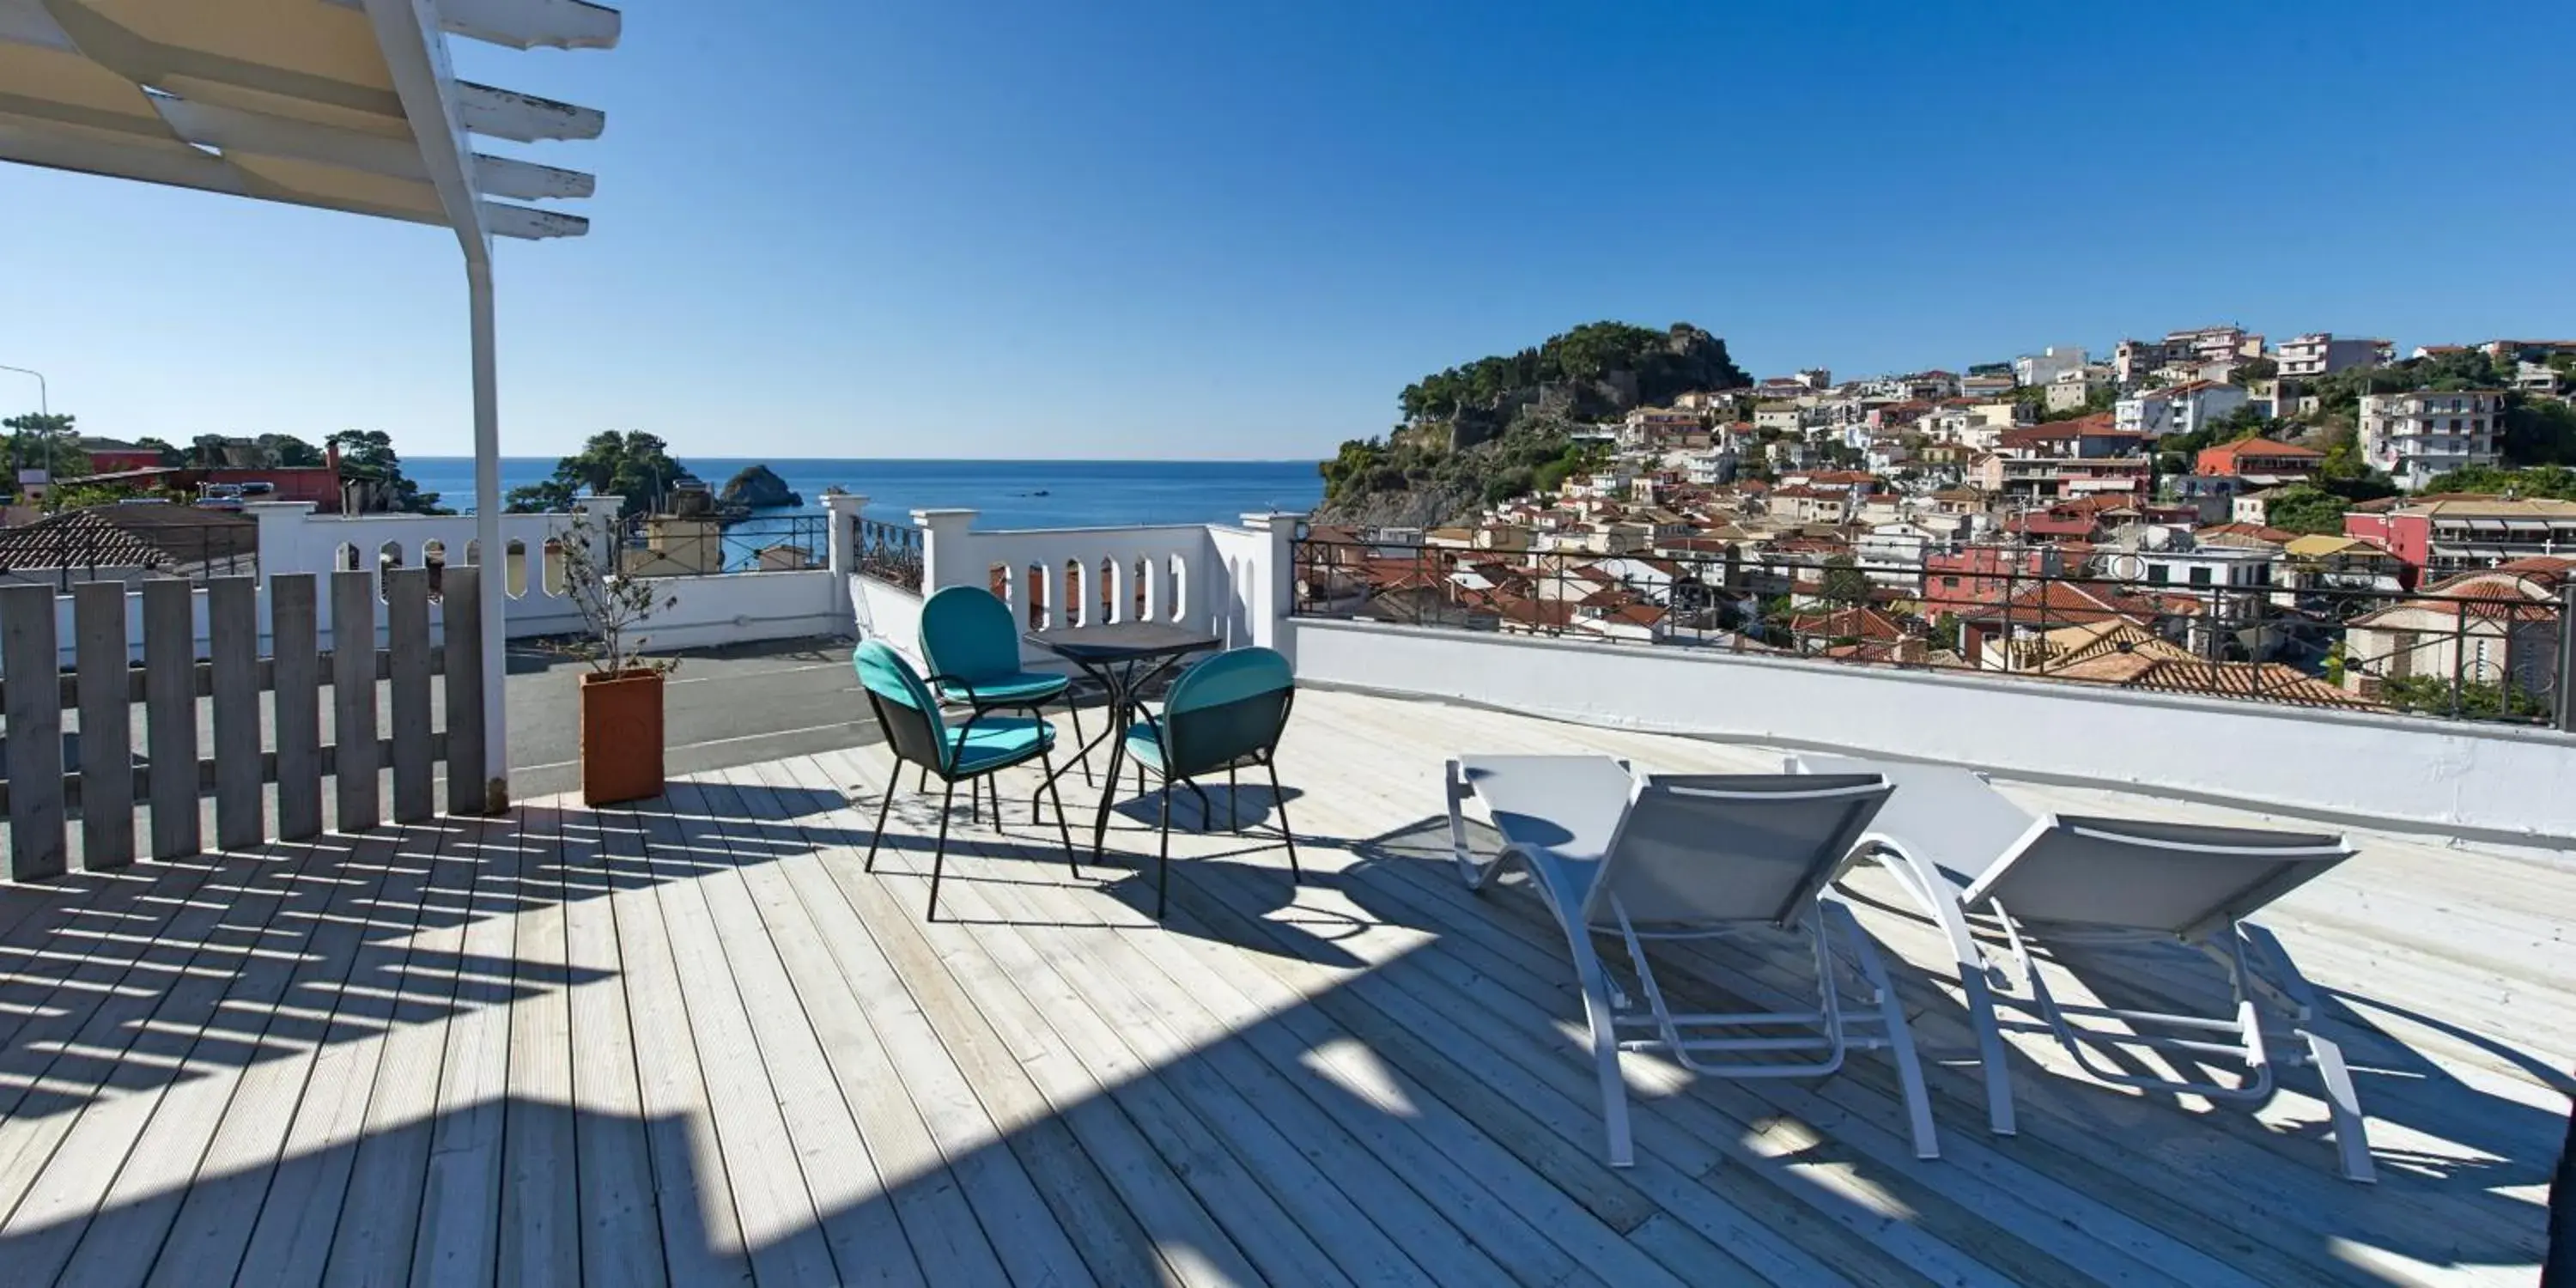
[2502,397,2576,466]
[3,411,83,478]
[2259,483,2352,535]
[255,433,325,467]
[2379,676,2548,721]
[528,430,690,516]
[132,436,185,466]
[1818,556,1870,607]
[2417,464,2576,500]
[326,428,446,513]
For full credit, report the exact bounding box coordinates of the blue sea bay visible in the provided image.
[403,457,1323,529]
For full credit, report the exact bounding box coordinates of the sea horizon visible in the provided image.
[402,456,1326,530]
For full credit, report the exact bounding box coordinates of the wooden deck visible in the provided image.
[0,686,2566,1286]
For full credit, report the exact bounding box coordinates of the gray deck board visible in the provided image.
[0,688,2564,1286]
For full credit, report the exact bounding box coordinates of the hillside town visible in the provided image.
[1302,329,2576,719]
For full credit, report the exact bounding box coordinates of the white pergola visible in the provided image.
[0,0,621,810]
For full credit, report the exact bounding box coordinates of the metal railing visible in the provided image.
[1290,536,2576,727]
[617,511,832,576]
[854,515,924,592]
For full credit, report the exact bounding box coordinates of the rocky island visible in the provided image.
[719,463,802,511]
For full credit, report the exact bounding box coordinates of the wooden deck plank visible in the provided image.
[587,798,755,1287]
[773,756,1275,1288]
[141,825,447,1288]
[316,816,501,1287]
[550,799,672,1288]
[0,851,265,1220]
[811,755,1366,1288]
[499,801,580,1287]
[688,771,1097,1288]
[811,753,1589,1288]
[623,787,844,1285]
[647,781,939,1288]
[55,830,402,1288]
[0,841,328,1285]
[403,811,523,1288]
[722,760,1163,1288]
[816,754,1484,1287]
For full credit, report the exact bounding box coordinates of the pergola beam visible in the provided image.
[454,81,606,143]
[325,0,621,51]
[0,118,584,238]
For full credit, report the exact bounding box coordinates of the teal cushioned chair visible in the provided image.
[918,586,1091,791]
[1121,646,1300,917]
[854,640,1079,920]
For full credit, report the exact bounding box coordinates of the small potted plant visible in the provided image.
[559,530,679,805]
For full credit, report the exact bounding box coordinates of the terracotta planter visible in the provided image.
[580,668,665,806]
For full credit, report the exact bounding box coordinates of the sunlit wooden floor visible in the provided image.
[0,687,2566,1285]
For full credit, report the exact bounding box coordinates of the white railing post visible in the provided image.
[574,494,623,575]
[914,508,981,593]
[824,492,866,617]
[1237,511,1302,656]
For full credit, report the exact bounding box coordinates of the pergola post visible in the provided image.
[468,252,508,811]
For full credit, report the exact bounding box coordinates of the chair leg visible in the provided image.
[918,763,929,794]
[1042,758,1081,880]
[1228,765,1239,832]
[1826,899,1938,1160]
[2305,1027,2376,1182]
[1154,783,1173,919]
[1066,696,1093,786]
[968,773,982,826]
[1563,926,1633,1167]
[927,778,956,921]
[863,768,899,874]
[1265,758,1301,880]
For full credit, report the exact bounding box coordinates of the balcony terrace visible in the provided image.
[0,683,2569,1286]
[0,502,2568,1285]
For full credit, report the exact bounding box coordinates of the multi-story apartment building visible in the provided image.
[2115,380,2249,438]
[2044,365,2110,412]
[2342,495,2576,573]
[2113,326,2263,385]
[2358,390,2504,490]
[2275,332,2394,380]
[2013,346,2087,389]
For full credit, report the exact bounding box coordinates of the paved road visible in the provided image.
[503,635,881,799]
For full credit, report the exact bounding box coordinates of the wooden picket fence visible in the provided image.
[0,567,490,882]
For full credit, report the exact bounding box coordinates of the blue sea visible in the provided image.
[402,457,1324,528]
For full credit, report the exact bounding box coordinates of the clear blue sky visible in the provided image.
[4,1,2572,461]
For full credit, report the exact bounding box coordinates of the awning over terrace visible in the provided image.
[0,0,622,809]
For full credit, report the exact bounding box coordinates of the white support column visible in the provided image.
[914,508,981,593]
[467,254,507,813]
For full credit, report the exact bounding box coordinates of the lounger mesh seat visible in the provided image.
[1444,755,1939,1166]
[1794,753,2373,1182]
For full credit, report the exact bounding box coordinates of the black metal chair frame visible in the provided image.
[860,671,1082,921]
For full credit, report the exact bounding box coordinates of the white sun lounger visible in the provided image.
[1443,755,1939,1166]
[1790,753,2373,1182]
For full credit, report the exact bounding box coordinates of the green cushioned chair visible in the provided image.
[1121,646,1301,918]
[854,640,1079,920]
[918,586,1091,790]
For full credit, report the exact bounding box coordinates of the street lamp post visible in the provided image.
[0,363,54,480]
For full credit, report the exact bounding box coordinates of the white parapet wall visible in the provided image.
[1289,617,2576,845]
